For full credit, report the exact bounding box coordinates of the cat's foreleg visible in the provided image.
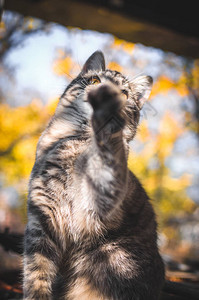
[74,83,128,221]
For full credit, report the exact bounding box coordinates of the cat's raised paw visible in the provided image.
[87,83,123,115]
[88,83,125,135]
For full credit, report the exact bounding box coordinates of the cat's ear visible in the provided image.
[131,75,153,109]
[81,51,105,74]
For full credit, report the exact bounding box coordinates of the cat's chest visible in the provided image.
[55,198,103,244]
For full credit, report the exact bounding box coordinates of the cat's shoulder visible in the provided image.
[125,170,155,220]
[128,170,148,198]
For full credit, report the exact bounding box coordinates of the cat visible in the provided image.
[23,51,165,300]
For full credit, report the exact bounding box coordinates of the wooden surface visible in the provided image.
[5,0,199,58]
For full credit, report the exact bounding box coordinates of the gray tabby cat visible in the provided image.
[23,51,165,300]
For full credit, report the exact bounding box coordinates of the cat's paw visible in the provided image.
[87,83,125,135]
[88,84,123,114]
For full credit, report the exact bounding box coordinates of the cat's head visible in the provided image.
[60,51,152,141]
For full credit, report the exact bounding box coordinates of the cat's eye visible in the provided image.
[121,89,128,99]
[88,76,101,85]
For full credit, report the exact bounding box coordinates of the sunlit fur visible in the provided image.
[23,51,164,300]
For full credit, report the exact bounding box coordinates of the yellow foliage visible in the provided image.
[162,174,191,192]
[151,76,174,96]
[127,151,135,172]
[192,59,199,91]
[0,99,52,185]
[128,147,195,223]
[162,227,179,241]
[107,61,123,72]
[157,112,183,159]
[111,37,135,54]
[53,50,81,79]
[53,56,73,77]
[176,73,189,97]
[0,20,5,31]
[0,99,45,151]
[46,97,59,115]
[137,120,151,143]
[151,75,189,97]
[127,110,195,226]
[26,17,34,30]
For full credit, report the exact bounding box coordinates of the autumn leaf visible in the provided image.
[107,61,123,72]
[111,37,135,54]
[53,55,73,77]
[151,75,189,97]
[0,99,51,184]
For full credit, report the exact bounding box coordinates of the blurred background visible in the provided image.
[0,0,199,298]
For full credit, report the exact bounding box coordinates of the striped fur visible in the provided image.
[23,51,164,299]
